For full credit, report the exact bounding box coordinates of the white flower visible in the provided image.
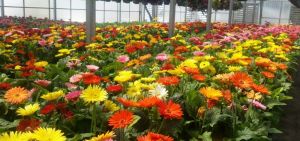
[149,84,168,99]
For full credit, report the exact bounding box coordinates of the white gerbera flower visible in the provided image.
[149,84,168,99]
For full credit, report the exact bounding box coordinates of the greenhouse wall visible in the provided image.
[0,0,297,24]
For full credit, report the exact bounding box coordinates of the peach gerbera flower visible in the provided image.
[4,87,30,104]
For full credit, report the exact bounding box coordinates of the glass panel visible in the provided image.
[4,0,23,7]
[57,0,70,9]
[25,8,49,18]
[72,0,85,9]
[71,10,85,22]
[121,1,129,11]
[105,1,117,11]
[25,0,49,7]
[130,2,139,12]
[105,11,117,22]
[130,12,139,22]
[121,11,129,22]
[57,9,70,21]
[5,8,23,16]
[96,11,104,23]
[96,1,104,10]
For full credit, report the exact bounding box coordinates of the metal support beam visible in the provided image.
[23,0,26,17]
[70,0,72,22]
[259,0,263,25]
[184,5,187,22]
[168,0,176,37]
[279,0,283,24]
[86,0,96,43]
[228,0,234,25]
[139,3,143,22]
[252,0,257,24]
[242,1,246,23]
[1,0,5,17]
[104,1,106,22]
[48,0,51,19]
[206,0,212,31]
[54,0,57,20]
[152,4,158,21]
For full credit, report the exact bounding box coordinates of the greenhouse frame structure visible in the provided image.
[0,0,298,42]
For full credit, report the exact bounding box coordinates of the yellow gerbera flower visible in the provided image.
[16,103,40,116]
[199,87,223,101]
[81,85,108,103]
[33,127,66,141]
[114,71,140,83]
[85,131,115,141]
[41,90,64,101]
[0,131,23,141]
[104,100,120,112]
[199,61,210,69]
[34,61,48,67]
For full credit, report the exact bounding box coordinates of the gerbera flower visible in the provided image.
[157,76,180,86]
[149,84,168,99]
[33,127,66,141]
[108,110,134,129]
[222,89,232,103]
[41,90,64,101]
[116,97,140,107]
[114,71,139,83]
[248,99,267,110]
[4,87,30,104]
[104,100,120,112]
[81,85,108,103]
[117,55,130,63]
[69,74,83,83]
[157,100,183,119]
[199,61,210,69]
[0,82,11,90]
[34,80,51,87]
[138,96,161,108]
[261,71,275,79]
[40,103,56,115]
[16,103,40,116]
[17,118,40,131]
[85,131,115,141]
[192,74,206,81]
[156,53,168,61]
[82,73,101,85]
[251,84,269,95]
[137,132,174,141]
[106,85,123,93]
[230,72,254,89]
[0,131,23,140]
[86,65,99,72]
[199,87,223,101]
[65,90,81,102]
[183,67,200,75]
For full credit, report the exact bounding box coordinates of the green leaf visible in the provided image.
[128,115,141,128]
[198,131,212,141]
[0,118,19,132]
[266,101,286,109]
[268,128,282,134]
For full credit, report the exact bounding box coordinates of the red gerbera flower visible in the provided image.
[137,132,174,141]
[82,73,101,85]
[192,74,206,81]
[261,71,275,79]
[40,103,56,115]
[207,99,217,109]
[138,96,161,108]
[0,82,11,90]
[222,90,232,103]
[116,97,140,107]
[183,67,200,75]
[251,84,270,95]
[17,118,40,132]
[106,85,123,93]
[157,100,183,119]
[108,110,134,129]
[157,76,180,86]
[230,72,254,89]
[161,62,174,70]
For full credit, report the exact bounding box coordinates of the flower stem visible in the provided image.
[158,118,166,133]
[91,104,97,133]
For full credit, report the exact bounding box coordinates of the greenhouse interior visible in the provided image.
[0,0,300,140]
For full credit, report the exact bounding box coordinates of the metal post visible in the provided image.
[152,4,158,21]
[206,0,212,31]
[1,0,4,17]
[228,0,234,25]
[23,0,25,17]
[119,1,122,22]
[103,1,106,22]
[184,5,187,22]
[214,10,217,22]
[242,1,246,23]
[163,4,165,22]
[169,0,176,37]
[139,3,142,22]
[252,0,257,24]
[86,0,96,43]
[70,0,72,22]
[54,0,57,20]
[258,0,263,25]
[279,1,283,24]
[48,0,51,19]
[129,2,131,21]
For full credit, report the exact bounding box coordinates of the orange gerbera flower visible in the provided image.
[108,110,134,129]
[276,63,287,70]
[116,97,140,107]
[138,96,161,108]
[4,87,30,104]
[137,132,174,141]
[192,74,206,81]
[222,90,232,103]
[230,72,254,89]
[157,76,180,86]
[251,84,269,95]
[261,71,275,79]
[183,67,200,75]
[139,54,152,61]
[157,100,183,119]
